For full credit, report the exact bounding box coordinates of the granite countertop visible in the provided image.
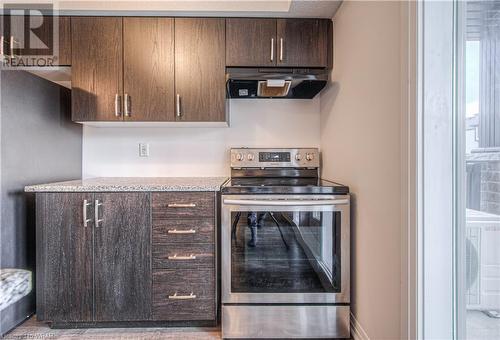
[24,177,228,192]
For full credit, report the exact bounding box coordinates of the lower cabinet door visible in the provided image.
[36,193,94,322]
[94,193,152,321]
[153,269,215,321]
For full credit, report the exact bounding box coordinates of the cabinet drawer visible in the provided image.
[153,218,214,244]
[152,192,214,219]
[153,269,215,321]
[153,243,214,269]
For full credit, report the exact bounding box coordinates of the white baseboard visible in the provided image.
[351,312,370,340]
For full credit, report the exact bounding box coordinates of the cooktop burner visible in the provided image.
[221,177,349,195]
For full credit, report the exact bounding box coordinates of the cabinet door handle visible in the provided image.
[10,36,15,58]
[168,254,196,260]
[168,292,196,300]
[279,38,284,62]
[270,38,274,62]
[167,203,196,208]
[114,94,122,117]
[124,93,131,117]
[176,94,181,118]
[167,229,196,234]
[0,36,4,57]
[83,199,92,227]
[95,200,103,228]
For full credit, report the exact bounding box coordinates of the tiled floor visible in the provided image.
[467,310,500,340]
[4,316,221,339]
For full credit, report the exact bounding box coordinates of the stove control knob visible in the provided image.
[306,153,314,161]
[247,153,255,161]
[295,153,302,161]
[235,153,244,161]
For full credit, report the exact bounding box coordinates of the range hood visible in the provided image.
[226,67,328,99]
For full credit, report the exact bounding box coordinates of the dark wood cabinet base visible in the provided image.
[48,320,218,329]
[36,191,218,327]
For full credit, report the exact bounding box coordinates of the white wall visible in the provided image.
[83,98,320,178]
[320,1,402,339]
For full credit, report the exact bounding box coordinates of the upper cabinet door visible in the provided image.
[57,16,71,66]
[174,18,226,122]
[226,18,277,67]
[94,193,151,321]
[123,18,175,121]
[276,19,331,68]
[71,17,123,121]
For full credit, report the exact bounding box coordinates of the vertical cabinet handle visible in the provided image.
[95,200,103,228]
[10,36,15,58]
[176,94,181,118]
[279,38,284,62]
[82,199,92,227]
[124,93,131,117]
[0,36,4,57]
[114,94,122,117]
[270,38,274,62]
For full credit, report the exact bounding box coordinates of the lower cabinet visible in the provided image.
[36,193,94,322]
[151,192,216,321]
[36,191,216,325]
[93,193,151,321]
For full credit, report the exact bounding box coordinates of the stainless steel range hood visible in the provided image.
[226,67,329,99]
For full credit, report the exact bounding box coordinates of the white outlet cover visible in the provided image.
[139,143,150,157]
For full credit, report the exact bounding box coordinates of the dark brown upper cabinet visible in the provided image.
[174,18,226,122]
[123,18,175,121]
[226,18,277,67]
[276,19,331,68]
[226,18,332,69]
[71,17,123,121]
[57,16,71,66]
[2,15,71,65]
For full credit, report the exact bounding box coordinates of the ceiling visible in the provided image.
[25,0,343,18]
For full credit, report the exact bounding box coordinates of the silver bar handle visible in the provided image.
[223,198,349,207]
[0,36,4,57]
[124,93,131,117]
[10,36,15,58]
[167,229,196,234]
[168,292,196,300]
[167,203,196,208]
[279,38,284,62]
[270,38,274,62]
[83,199,92,227]
[114,94,122,117]
[176,94,181,117]
[168,254,196,260]
[95,200,103,228]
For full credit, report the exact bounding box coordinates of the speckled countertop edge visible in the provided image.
[25,177,229,192]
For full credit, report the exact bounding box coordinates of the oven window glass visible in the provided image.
[231,210,341,293]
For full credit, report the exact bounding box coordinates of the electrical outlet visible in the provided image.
[139,143,149,157]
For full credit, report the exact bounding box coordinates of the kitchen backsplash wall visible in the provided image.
[83,98,321,178]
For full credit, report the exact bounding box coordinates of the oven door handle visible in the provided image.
[223,198,349,206]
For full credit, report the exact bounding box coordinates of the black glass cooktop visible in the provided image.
[221,177,349,195]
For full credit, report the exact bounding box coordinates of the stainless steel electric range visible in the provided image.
[220,148,351,339]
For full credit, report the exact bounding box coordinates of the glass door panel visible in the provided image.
[230,210,341,294]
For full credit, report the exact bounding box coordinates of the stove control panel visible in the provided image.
[230,148,320,168]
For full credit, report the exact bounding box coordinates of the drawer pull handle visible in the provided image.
[167,229,196,234]
[168,292,196,300]
[167,203,196,208]
[168,254,196,260]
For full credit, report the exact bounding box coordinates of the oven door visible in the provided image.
[221,194,350,304]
